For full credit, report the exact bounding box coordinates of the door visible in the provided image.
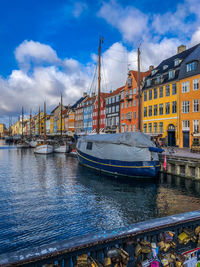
[183,131,190,148]
[168,131,176,146]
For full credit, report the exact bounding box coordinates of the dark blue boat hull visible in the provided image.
[77,149,160,178]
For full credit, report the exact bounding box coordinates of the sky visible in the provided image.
[1,0,200,126]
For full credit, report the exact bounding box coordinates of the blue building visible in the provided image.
[83,95,95,133]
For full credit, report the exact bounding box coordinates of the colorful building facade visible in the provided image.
[92,93,108,133]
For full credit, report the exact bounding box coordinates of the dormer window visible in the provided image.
[163,65,168,70]
[174,59,180,66]
[127,78,132,87]
[169,70,174,79]
[186,61,196,72]
[146,79,151,86]
[151,70,156,75]
[157,75,161,84]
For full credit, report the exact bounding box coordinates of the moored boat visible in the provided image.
[54,143,69,153]
[34,141,54,154]
[29,140,37,148]
[76,132,162,178]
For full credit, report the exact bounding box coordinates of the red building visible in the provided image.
[92,93,109,133]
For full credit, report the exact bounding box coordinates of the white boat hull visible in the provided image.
[29,141,37,148]
[54,145,69,153]
[34,145,53,154]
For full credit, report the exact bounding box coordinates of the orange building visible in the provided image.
[178,44,200,148]
[120,70,150,132]
[93,93,109,132]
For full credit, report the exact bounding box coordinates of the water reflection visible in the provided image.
[0,141,200,255]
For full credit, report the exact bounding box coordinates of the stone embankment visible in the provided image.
[159,147,200,179]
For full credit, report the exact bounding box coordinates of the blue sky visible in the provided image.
[1,0,200,125]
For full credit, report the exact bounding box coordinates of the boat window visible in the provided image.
[86,142,93,150]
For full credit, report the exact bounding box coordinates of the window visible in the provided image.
[116,105,119,112]
[174,59,180,66]
[169,70,174,79]
[112,106,115,113]
[144,91,147,101]
[146,79,151,86]
[159,122,163,133]
[154,88,157,99]
[182,81,190,93]
[182,120,190,130]
[165,85,170,96]
[129,89,132,95]
[86,142,93,150]
[149,123,152,133]
[106,99,109,105]
[193,99,199,112]
[154,105,157,116]
[193,79,199,90]
[116,117,119,125]
[182,101,190,113]
[149,90,152,100]
[133,124,136,132]
[163,65,168,70]
[129,124,131,132]
[133,100,136,106]
[172,101,177,114]
[159,104,163,115]
[154,123,157,133]
[193,120,199,133]
[125,101,128,108]
[143,124,147,133]
[122,103,124,109]
[186,62,196,72]
[129,101,132,107]
[109,107,111,113]
[133,88,137,94]
[121,92,124,99]
[165,102,170,114]
[159,87,163,98]
[144,107,147,117]
[172,84,177,95]
[116,95,119,102]
[133,112,136,119]
[122,114,124,120]
[112,97,115,103]
[127,78,132,87]
[149,106,152,116]
[157,76,161,84]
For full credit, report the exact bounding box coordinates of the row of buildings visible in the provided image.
[11,44,200,148]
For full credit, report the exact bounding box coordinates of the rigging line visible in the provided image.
[101,58,108,93]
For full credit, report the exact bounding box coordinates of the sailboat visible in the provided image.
[76,38,162,178]
[53,94,69,153]
[34,102,54,154]
[17,107,30,148]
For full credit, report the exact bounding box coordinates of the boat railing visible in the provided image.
[1,210,200,266]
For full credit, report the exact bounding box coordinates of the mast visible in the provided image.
[137,47,141,131]
[60,93,63,137]
[44,102,46,140]
[97,37,103,134]
[29,109,32,137]
[39,106,41,136]
[22,106,24,139]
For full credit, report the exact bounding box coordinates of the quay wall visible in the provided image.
[159,154,200,180]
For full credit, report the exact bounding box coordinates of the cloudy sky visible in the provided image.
[1,0,200,125]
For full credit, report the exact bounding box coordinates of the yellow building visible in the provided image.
[142,45,199,146]
[0,123,6,137]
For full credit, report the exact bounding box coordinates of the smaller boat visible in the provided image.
[54,141,69,153]
[17,140,30,148]
[34,102,53,154]
[29,140,37,148]
[34,140,54,154]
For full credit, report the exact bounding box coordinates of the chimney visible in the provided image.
[177,45,186,54]
[83,92,87,97]
[149,65,154,71]
[91,92,95,97]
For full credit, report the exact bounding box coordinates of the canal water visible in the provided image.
[0,140,200,256]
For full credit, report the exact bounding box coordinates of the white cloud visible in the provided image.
[190,27,200,46]
[15,40,60,71]
[98,1,148,42]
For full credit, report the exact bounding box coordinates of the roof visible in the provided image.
[71,95,87,110]
[144,43,199,88]
[130,70,151,83]
[106,86,125,97]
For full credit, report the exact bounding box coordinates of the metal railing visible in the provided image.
[1,210,200,266]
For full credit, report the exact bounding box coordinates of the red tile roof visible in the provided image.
[106,86,125,97]
[130,70,151,82]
